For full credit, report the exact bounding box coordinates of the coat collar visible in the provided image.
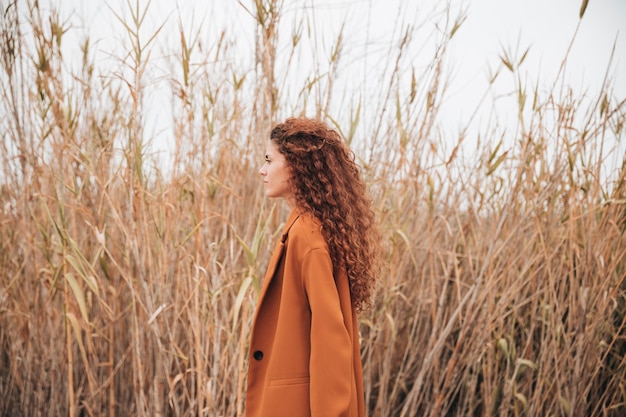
[257,209,300,301]
[279,209,300,244]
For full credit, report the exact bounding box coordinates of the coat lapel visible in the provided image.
[256,210,300,303]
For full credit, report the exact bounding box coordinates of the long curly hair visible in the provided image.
[270,117,380,312]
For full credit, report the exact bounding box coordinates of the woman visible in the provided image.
[246,117,380,417]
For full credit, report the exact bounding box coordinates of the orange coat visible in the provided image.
[246,210,364,417]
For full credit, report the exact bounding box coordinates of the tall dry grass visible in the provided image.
[1,0,625,416]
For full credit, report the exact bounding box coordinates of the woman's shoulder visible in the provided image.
[288,213,327,250]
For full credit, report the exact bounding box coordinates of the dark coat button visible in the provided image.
[253,350,264,360]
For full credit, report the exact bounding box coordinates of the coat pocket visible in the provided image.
[268,376,310,386]
[264,377,310,416]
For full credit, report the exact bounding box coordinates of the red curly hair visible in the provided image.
[270,117,380,312]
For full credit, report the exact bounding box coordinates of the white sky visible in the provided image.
[451,0,626,121]
[38,0,626,169]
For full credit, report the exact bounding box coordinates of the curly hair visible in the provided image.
[270,117,380,312]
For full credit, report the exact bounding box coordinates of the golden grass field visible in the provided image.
[1,0,625,416]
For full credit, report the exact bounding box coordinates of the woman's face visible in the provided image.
[259,141,294,203]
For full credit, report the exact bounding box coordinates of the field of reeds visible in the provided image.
[1,0,625,416]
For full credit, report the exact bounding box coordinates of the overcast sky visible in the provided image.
[451,0,626,120]
[60,0,626,95]
[44,0,626,168]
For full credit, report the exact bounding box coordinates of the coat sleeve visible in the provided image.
[302,248,354,417]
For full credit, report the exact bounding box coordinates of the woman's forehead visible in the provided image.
[265,140,281,156]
